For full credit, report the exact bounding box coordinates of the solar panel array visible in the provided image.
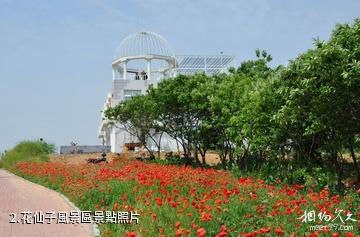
[175,55,234,74]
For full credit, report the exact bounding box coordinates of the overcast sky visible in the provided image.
[0,0,359,151]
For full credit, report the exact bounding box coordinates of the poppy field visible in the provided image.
[12,158,359,237]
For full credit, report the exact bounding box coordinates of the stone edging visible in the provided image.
[1,169,100,237]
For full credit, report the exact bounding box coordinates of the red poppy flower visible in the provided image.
[112,202,119,210]
[197,228,206,237]
[126,232,136,237]
[216,231,227,237]
[192,224,198,229]
[260,228,271,233]
[275,228,284,235]
[174,221,181,228]
[176,228,183,237]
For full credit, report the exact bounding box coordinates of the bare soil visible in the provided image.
[49,151,221,166]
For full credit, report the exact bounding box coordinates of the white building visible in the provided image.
[98,31,234,153]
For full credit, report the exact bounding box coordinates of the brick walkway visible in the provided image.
[0,169,95,237]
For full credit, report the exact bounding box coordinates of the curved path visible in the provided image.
[0,169,96,237]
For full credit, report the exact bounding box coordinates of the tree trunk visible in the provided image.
[243,149,248,171]
[143,143,155,159]
[349,137,360,179]
[194,138,200,164]
[228,141,234,166]
[221,141,228,169]
[157,132,164,160]
[238,146,249,171]
[332,152,344,193]
[182,142,188,158]
[199,146,206,165]
[176,138,180,155]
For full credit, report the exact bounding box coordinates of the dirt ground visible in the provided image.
[49,151,221,166]
[49,153,119,165]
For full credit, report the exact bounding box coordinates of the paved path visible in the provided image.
[0,169,95,237]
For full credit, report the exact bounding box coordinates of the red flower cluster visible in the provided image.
[14,159,359,237]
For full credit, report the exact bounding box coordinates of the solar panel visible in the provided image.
[175,55,234,74]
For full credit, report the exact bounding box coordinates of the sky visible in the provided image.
[0,0,359,151]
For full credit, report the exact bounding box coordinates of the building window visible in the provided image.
[124,90,141,101]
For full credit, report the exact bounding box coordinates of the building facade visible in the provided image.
[98,31,234,153]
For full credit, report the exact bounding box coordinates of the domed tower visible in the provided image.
[99,31,178,153]
[112,31,176,80]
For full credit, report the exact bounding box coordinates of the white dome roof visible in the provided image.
[115,31,174,59]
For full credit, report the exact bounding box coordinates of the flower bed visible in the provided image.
[14,159,359,237]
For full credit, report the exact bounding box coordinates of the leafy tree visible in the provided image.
[210,50,279,170]
[274,19,360,190]
[147,73,214,163]
[105,95,162,159]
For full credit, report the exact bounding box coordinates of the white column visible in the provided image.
[147,59,151,80]
[123,62,127,79]
[112,67,116,80]
[110,128,116,153]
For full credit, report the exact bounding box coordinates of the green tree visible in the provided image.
[147,73,214,163]
[274,19,360,190]
[210,50,279,170]
[105,95,162,159]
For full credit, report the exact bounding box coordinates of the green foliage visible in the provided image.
[104,18,360,191]
[148,73,216,162]
[272,19,360,190]
[1,140,55,170]
[105,94,161,158]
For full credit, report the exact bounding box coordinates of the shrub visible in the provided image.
[1,140,55,170]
